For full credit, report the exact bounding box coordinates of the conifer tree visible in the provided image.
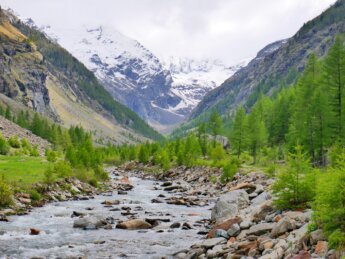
[323,37,345,141]
[230,107,247,158]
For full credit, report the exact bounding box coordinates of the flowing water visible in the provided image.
[0,174,212,259]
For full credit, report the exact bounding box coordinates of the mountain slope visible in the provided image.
[190,0,345,120]
[32,24,184,130]
[0,8,162,143]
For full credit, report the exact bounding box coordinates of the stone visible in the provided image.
[251,192,270,205]
[271,216,296,237]
[309,229,326,245]
[247,223,275,236]
[252,200,275,222]
[215,229,229,239]
[315,241,328,257]
[19,197,31,204]
[286,223,308,252]
[193,237,226,249]
[72,211,85,217]
[240,220,252,229]
[207,217,242,238]
[73,217,106,229]
[284,211,306,223]
[206,244,225,258]
[102,200,120,205]
[227,223,241,237]
[182,222,192,230]
[30,228,40,235]
[211,190,249,224]
[170,222,181,228]
[116,219,152,230]
[230,182,257,193]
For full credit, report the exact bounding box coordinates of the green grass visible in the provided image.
[0,155,52,187]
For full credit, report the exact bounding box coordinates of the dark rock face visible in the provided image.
[0,31,52,116]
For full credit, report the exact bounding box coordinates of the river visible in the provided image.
[0,171,213,259]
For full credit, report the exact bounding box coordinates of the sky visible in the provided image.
[0,0,337,64]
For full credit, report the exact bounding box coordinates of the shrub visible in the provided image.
[221,158,240,183]
[313,158,345,249]
[30,145,40,157]
[21,138,31,149]
[272,146,315,210]
[44,167,55,184]
[30,189,42,201]
[159,150,170,170]
[8,136,21,148]
[45,149,58,162]
[55,161,73,178]
[0,135,9,155]
[94,166,109,181]
[211,144,226,162]
[0,181,13,207]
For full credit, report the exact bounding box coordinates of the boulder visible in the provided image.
[170,222,181,228]
[116,219,152,230]
[73,217,106,229]
[211,190,249,224]
[207,217,242,238]
[246,223,275,236]
[252,200,275,222]
[310,229,326,245]
[214,229,229,239]
[193,237,226,249]
[227,223,241,237]
[283,211,306,223]
[271,217,296,237]
[251,192,271,205]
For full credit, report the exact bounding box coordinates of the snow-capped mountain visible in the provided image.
[24,18,247,132]
[162,57,249,115]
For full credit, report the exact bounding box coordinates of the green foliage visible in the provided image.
[138,145,149,164]
[30,189,42,201]
[29,145,40,157]
[45,149,58,162]
[211,144,226,163]
[313,153,345,249]
[209,111,222,137]
[94,166,109,181]
[8,136,21,148]
[0,134,10,155]
[272,146,315,210]
[230,107,247,158]
[0,180,13,207]
[44,166,55,184]
[221,158,240,183]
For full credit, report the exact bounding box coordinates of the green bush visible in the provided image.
[21,138,31,149]
[0,135,10,155]
[30,189,42,201]
[30,145,40,157]
[8,136,21,148]
[94,166,109,181]
[272,146,315,210]
[221,158,240,183]
[0,181,13,207]
[45,149,58,162]
[44,167,55,184]
[313,157,345,249]
[55,161,73,178]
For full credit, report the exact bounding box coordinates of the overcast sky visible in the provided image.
[0,0,337,64]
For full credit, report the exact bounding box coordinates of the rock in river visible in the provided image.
[116,219,153,230]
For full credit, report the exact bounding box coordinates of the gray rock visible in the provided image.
[247,223,275,236]
[251,192,270,205]
[215,229,229,239]
[194,237,226,249]
[206,244,225,258]
[211,190,249,224]
[240,220,252,229]
[310,229,326,245]
[227,223,241,237]
[271,217,296,237]
[283,211,306,223]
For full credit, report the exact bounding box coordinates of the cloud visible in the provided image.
[0,0,336,63]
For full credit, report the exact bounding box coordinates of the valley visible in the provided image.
[0,1,345,259]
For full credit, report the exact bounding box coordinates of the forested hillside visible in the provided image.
[183,0,345,135]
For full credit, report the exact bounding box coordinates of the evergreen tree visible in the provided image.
[209,111,222,138]
[247,105,267,164]
[230,107,247,158]
[323,37,345,141]
[197,123,207,156]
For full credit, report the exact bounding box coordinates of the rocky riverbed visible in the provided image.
[0,166,336,258]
